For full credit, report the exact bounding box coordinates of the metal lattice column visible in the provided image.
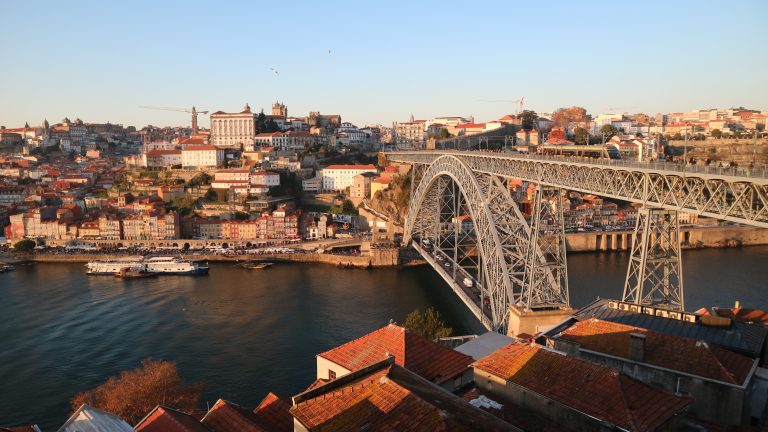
[522,186,570,309]
[622,208,685,310]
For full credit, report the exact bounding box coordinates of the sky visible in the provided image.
[1,0,767,129]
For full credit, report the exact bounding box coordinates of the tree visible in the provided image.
[574,127,589,145]
[672,132,684,141]
[256,110,267,133]
[404,307,453,341]
[552,106,587,130]
[70,358,203,425]
[517,110,538,131]
[439,128,451,139]
[600,124,618,138]
[13,239,36,252]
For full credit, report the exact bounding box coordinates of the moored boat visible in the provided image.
[115,268,157,279]
[144,256,209,275]
[240,262,273,270]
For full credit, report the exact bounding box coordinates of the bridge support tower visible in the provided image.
[622,207,684,310]
[508,185,573,337]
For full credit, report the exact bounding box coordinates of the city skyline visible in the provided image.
[2,0,767,128]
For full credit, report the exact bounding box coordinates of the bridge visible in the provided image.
[386,150,768,333]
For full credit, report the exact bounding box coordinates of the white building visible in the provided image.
[210,104,257,148]
[302,176,322,193]
[181,145,224,168]
[321,164,377,191]
[146,150,182,168]
[251,170,280,187]
[214,168,250,182]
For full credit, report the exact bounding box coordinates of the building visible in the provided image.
[135,405,210,432]
[350,172,377,199]
[302,176,321,193]
[316,323,474,392]
[291,358,518,432]
[210,104,257,148]
[57,404,134,432]
[395,117,426,142]
[370,176,392,198]
[200,395,292,432]
[181,146,224,168]
[545,317,758,426]
[145,150,182,168]
[472,342,691,432]
[320,164,377,191]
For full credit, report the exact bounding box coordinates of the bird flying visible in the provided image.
[270,68,279,76]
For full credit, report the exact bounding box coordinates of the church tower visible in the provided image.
[272,101,287,117]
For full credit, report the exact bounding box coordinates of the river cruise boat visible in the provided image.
[86,257,145,275]
[143,257,209,275]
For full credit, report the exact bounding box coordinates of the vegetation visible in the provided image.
[188,172,212,188]
[517,110,538,131]
[573,127,589,145]
[711,129,722,139]
[439,128,452,139]
[600,124,618,138]
[330,199,357,215]
[552,106,587,130]
[13,239,36,252]
[168,195,198,217]
[404,307,453,340]
[70,358,203,425]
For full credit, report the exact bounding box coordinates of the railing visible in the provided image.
[388,149,768,180]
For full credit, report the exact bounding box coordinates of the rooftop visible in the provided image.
[290,359,518,432]
[56,404,134,432]
[135,405,209,432]
[571,298,768,357]
[473,342,691,432]
[323,164,377,170]
[555,318,755,385]
[318,323,473,384]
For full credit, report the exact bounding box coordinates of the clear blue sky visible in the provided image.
[2,0,766,129]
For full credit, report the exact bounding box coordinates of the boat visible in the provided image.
[143,256,209,275]
[240,262,273,270]
[0,264,14,273]
[86,257,145,275]
[115,268,157,279]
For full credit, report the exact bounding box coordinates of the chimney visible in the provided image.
[628,333,646,362]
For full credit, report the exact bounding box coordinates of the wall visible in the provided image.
[565,226,768,252]
[315,356,351,381]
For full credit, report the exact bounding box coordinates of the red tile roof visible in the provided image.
[714,307,768,325]
[473,342,691,432]
[290,362,517,432]
[183,145,219,151]
[557,318,755,385]
[201,399,268,432]
[323,164,376,171]
[318,323,472,384]
[135,406,210,432]
[252,392,292,431]
[179,138,206,145]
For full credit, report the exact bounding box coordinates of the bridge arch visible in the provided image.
[405,155,533,331]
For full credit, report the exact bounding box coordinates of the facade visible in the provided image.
[181,146,224,168]
[320,164,377,191]
[350,172,377,199]
[395,119,426,142]
[210,104,257,148]
[146,150,182,168]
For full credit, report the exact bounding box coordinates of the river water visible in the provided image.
[1,246,767,430]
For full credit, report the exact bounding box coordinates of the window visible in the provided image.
[328,370,336,380]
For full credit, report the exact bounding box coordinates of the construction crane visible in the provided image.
[476,97,525,114]
[139,105,209,132]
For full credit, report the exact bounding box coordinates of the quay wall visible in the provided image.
[27,247,400,269]
[565,226,768,252]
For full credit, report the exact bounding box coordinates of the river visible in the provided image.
[1,246,767,430]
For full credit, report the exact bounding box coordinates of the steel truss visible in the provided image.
[523,185,569,309]
[622,208,684,310]
[405,155,562,331]
[390,151,768,228]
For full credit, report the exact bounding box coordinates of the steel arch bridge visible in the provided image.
[388,150,768,333]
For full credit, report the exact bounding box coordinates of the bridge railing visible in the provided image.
[388,149,768,180]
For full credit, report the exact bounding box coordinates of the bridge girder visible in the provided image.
[405,155,563,332]
[390,151,768,228]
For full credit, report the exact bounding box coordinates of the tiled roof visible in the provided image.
[183,145,219,151]
[472,342,691,432]
[135,405,210,432]
[200,399,267,432]
[573,298,767,357]
[318,323,473,384]
[57,404,135,432]
[252,392,292,431]
[323,164,376,170]
[290,361,518,432]
[714,307,768,325]
[556,318,754,385]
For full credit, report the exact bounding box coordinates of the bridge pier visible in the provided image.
[622,207,684,310]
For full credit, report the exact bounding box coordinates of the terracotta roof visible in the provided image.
[318,323,472,384]
[146,150,182,156]
[252,392,292,431]
[472,342,691,432]
[135,406,210,432]
[714,307,768,325]
[200,399,267,432]
[290,361,518,432]
[323,164,376,171]
[183,145,219,151]
[179,138,206,145]
[558,318,755,385]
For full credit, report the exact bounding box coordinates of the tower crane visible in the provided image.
[139,105,209,132]
[476,97,526,114]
